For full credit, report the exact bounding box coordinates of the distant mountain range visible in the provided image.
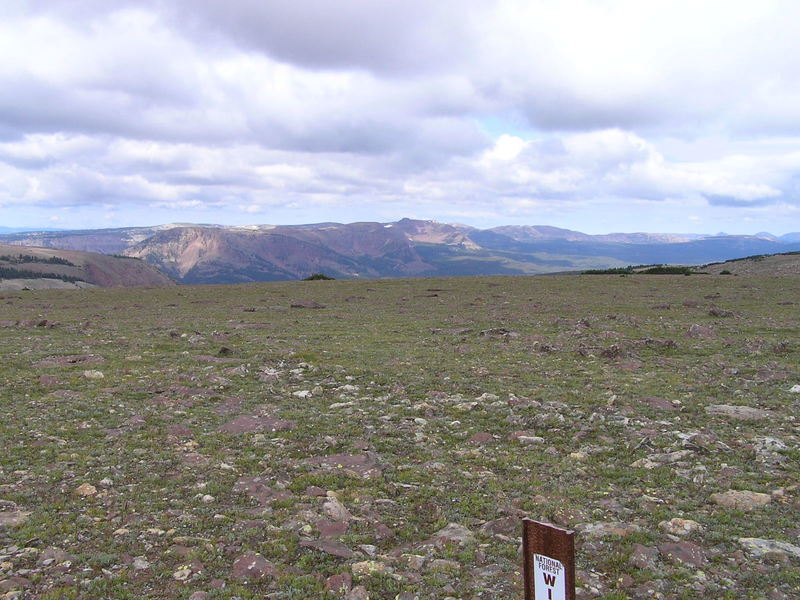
[1,219,799,284]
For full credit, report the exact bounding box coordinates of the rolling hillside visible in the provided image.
[0,245,176,289]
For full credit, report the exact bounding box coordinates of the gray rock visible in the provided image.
[710,490,772,511]
[0,501,30,528]
[432,523,475,546]
[576,522,641,538]
[738,538,800,559]
[705,404,772,420]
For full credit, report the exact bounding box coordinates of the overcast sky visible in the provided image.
[2,1,800,234]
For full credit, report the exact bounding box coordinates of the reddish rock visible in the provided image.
[479,516,520,537]
[373,523,396,540]
[168,425,194,437]
[658,541,707,567]
[231,551,277,580]
[629,544,659,569]
[468,432,494,445]
[168,545,193,558]
[0,577,32,591]
[317,519,349,538]
[219,414,296,435]
[641,396,677,410]
[325,572,352,594]
[232,476,291,505]
[552,507,587,527]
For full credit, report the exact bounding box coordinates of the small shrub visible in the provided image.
[303,273,335,280]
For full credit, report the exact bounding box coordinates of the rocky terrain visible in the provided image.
[0,245,176,289]
[0,273,798,599]
[2,220,799,284]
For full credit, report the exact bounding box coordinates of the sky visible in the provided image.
[1,1,800,235]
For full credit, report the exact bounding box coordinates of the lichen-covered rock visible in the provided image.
[738,538,800,559]
[710,490,772,511]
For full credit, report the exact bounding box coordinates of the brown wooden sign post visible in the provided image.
[522,519,576,600]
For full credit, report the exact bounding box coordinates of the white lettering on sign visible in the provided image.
[533,553,566,600]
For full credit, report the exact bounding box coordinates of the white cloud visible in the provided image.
[0,1,799,233]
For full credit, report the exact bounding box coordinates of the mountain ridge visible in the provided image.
[1,219,798,284]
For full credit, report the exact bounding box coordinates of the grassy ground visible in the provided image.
[1,274,798,599]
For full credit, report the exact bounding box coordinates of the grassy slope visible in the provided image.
[0,275,798,599]
[704,252,800,276]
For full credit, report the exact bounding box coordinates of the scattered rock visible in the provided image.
[0,501,30,528]
[479,327,519,337]
[738,538,800,559]
[431,523,475,546]
[346,585,370,600]
[351,561,387,577]
[629,544,659,569]
[640,396,678,411]
[218,414,296,434]
[318,519,349,538]
[232,476,291,505]
[631,449,693,469]
[322,497,354,522]
[305,453,383,479]
[468,432,494,445]
[658,541,707,567]
[74,483,97,497]
[325,572,352,594]
[687,324,716,339]
[705,404,772,420]
[576,522,641,538]
[83,369,105,379]
[479,516,520,537]
[659,518,703,536]
[231,551,277,580]
[710,490,772,511]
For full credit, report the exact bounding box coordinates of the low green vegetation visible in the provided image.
[0,254,76,266]
[583,265,706,275]
[0,274,797,599]
[0,266,81,282]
